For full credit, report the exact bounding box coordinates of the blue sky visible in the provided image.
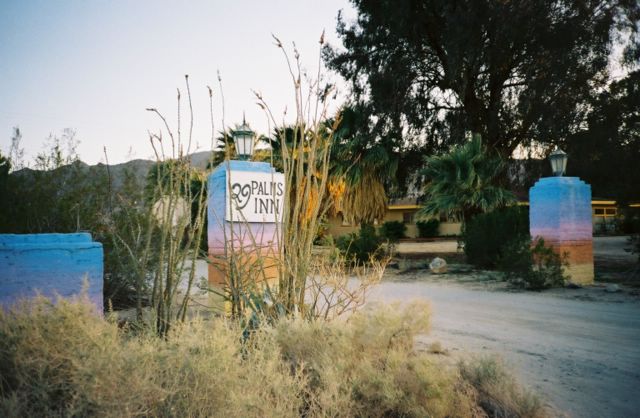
[0,0,354,164]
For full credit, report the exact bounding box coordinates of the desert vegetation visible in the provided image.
[0,296,546,418]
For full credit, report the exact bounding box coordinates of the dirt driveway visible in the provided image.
[371,236,640,417]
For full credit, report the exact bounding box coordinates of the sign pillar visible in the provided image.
[529,177,594,284]
[207,160,284,303]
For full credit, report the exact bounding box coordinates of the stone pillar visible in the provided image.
[207,161,284,305]
[529,177,594,284]
[0,233,104,311]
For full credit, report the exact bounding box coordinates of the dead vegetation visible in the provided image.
[0,296,546,418]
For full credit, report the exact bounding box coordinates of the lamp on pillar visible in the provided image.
[530,146,594,285]
[207,113,284,311]
[233,115,255,161]
[549,148,568,176]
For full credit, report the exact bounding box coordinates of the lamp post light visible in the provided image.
[232,116,255,161]
[531,145,594,284]
[549,148,568,176]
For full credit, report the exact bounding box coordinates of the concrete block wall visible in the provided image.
[0,233,103,312]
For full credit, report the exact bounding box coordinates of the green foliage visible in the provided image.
[463,206,529,268]
[336,223,384,263]
[498,238,568,290]
[100,168,157,309]
[330,106,394,224]
[379,220,406,242]
[0,129,108,234]
[565,71,640,203]
[416,219,440,238]
[419,135,515,224]
[620,210,640,234]
[327,0,639,159]
[463,204,566,291]
[0,297,547,418]
[0,152,10,228]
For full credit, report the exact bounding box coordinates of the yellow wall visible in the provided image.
[439,222,462,236]
[325,207,462,239]
[325,215,359,238]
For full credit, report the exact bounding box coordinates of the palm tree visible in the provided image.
[260,125,306,172]
[258,106,395,226]
[418,134,515,225]
[329,105,396,224]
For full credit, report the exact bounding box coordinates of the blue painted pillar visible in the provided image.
[529,177,594,284]
[0,233,104,311]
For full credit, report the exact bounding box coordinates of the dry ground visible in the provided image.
[373,236,640,418]
[177,236,639,417]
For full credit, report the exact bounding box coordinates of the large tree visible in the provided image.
[564,70,640,203]
[326,0,639,158]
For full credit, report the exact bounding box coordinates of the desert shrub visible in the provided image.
[0,297,304,418]
[628,234,640,264]
[621,211,640,234]
[379,220,406,242]
[498,238,567,290]
[464,206,529,268]
[416,219,440,237]
[594,217,620,235]
[459,356,545,418]
[336,223,384,263]
[0,297,548,418]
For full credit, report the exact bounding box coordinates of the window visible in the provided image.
[403,212,414,224]
[593,207,617,217]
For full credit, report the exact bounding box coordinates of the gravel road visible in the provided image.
[370,276,640,418]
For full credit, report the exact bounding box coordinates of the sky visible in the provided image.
[0,0,355,165]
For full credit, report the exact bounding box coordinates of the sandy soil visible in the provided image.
[371,236,640,418]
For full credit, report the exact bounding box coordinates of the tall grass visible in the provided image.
[253,34,342,318]
[103,75,209,335]
[0,297,547,417]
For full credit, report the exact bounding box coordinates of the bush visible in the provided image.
[459,356,545,418]
[629,234,640,264]
[0,297,547,418]
[336,223,384,263]
[498,237,567,290]
[620,211,640,234]
[379,220,406,242]
[464,206,529,268]
[416,219,440,237]
[0,297,302,417]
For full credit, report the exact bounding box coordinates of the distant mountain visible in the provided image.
[188,151,214,169]
[10,150,217,192]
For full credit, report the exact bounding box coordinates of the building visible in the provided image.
[325,197,639,240]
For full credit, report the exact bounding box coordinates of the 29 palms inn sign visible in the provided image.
[226,170,285,223]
